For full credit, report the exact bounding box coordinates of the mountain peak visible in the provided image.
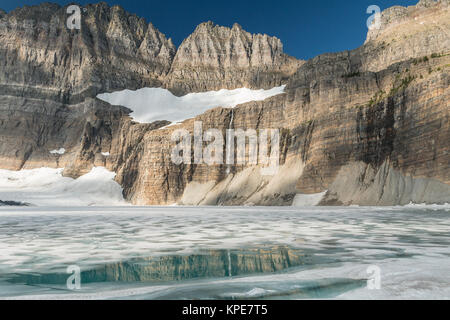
[167,20,302,95]
[194,21,216,31]
[232,23,243,30]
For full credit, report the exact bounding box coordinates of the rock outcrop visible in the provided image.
[166,22,303,95]
[362,0,450,72]
[0,1,448,206]
[0,2,175,173]
[0,3,176,103]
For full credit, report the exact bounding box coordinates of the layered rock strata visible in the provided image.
[0,0,448,206]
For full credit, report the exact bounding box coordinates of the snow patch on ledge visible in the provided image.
[292,191,327,207]
[97,86,286,124]
[50,148,65,155]
[0,167,126,207]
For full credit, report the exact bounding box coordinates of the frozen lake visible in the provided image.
[0,205,449,300]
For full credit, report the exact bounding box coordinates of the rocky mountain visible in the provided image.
[0,3,176,102]
[0,0,448,206]
[166,21,302,95]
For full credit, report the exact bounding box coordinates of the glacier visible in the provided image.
[97,86,286,124]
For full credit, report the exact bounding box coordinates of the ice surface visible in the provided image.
[0,206,448,300]
[96,86,286,123]
[0,167,125,207]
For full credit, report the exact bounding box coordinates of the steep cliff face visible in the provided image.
[0,3,175,103]
[0,95,128,174]
[0,3,300,176]
[0,2,175,173]
[0,1,448,206]
[115,0,449,206]
[287,54,450,205]
[166,22,303,95]
[282,0,450,205]
[362,0,450,72]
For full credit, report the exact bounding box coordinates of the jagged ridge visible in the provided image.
[0,0,449,206]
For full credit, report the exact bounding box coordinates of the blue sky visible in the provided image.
[0,0,418,59]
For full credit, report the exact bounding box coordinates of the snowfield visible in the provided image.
[97,86,286,124]
[0,167,125,207]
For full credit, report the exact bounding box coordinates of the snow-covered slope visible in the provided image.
[292,192,327,207]
[97,86,286,123]
[0,167,126,207]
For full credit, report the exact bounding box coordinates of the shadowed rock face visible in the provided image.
[0,1,449,206]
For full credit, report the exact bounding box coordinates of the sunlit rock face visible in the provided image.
[0,2,175,174]
[0,3,175,103]
[166,22,303,95]
[0,1,448,206]
[362,0,450,72]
